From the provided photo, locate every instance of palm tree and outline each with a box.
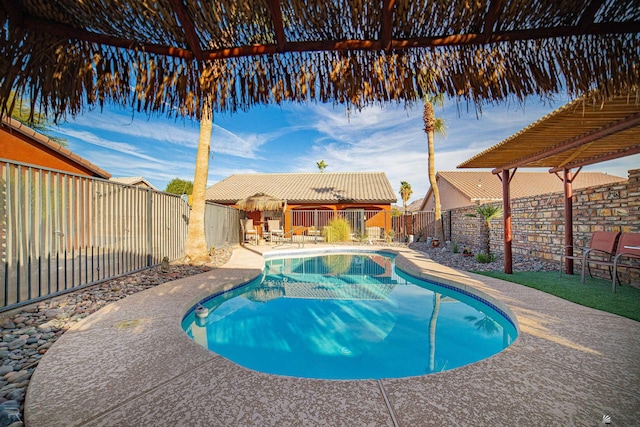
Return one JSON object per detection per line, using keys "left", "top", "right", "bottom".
{"left": 423, "top": 95, "right": 447, "bottom": 242}
{"left": 399, "top": 181, "right": 413, "bottom": 214}
{"left": 427, "top": 293, "right": 441, "bottom": 372}
{"left": 476, "top": 204, "right": 503, "bottom": 257}
{"left": 316, "top": 160, "right": 328, "bottom": 172}
{"left": 9, "top": 91, "right": 67, "bottom": 146}
{"left": 183, "top": 98, "right": 213, "bottom": 263}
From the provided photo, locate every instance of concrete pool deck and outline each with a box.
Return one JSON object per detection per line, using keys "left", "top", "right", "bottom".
{"left": 25, "top": 245, "right": 640, "bottom": 426}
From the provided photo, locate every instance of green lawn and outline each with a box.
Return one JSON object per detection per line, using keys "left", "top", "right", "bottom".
{"left": 472, "top": 270, "right": 640, "bottom": 322}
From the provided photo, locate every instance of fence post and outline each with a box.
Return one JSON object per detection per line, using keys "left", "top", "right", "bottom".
{"left": 146, "top": 187, "right": 152, "bottom": 267}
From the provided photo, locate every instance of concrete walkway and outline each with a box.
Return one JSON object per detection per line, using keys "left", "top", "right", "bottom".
{"left": 25, "top": 245, "right": 640, "bottom": 426}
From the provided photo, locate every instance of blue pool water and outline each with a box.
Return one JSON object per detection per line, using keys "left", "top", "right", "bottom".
{"left": 182, "top": 252, "right": 517, "bottom": 380}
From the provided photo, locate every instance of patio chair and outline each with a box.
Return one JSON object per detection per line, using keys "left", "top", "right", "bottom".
{"left": 365, "top": 226, "right": 383, "bottom": 244}
{"left": 241, "top": 219, "right": 258, "bottom": 245}
{"left": 574, "top": 231, "right": 621, "bottom": 284}
{"left": 612, "top": 232, "right": 640, "bottom": 292}
{"left": 560, "top": 231, "right": 617, "bottom": 278}
{"left": 267, "top": 219, "right": 284, "bottom": 243}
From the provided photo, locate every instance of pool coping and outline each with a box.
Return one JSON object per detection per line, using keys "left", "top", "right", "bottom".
{"left": 24, "top": 245, "right": 640, "bottom": 426}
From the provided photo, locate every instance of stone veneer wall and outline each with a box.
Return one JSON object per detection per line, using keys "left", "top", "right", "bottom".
{"left": 447, "top": 168, "right": 640, "bottom": 283}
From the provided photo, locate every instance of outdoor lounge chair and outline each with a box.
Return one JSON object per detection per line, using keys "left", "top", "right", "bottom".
{"left": 241, "top": 219, "right": 258, "bottom": 245}
{"left": 267, "top": 219, "right": 284, "bottom": 243}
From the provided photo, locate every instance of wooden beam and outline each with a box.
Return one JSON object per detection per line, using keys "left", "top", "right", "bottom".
{"left": 483, "top": 0, "right": 504, "bottom": 42}
{"left": 13, "top": 5, "right": 640, "bottom": 62}
{"left": 22, "top": 15, "right": 194, "bottom": 59}
{"left": 381, "top": 0, "right": 396, "bottom": 51}
{"left": 168, "top": 0, "right": 204, "bottom": 60}
{"left": 268, "top": 0, "right": 286, "bottom": 52}
{"left": 492, "top": 112, "right": 640, "bottom": 174}
{"left": 578, "top": 0, "right": 605, "bottom": 32}
{"left": 549, "top": 145, "right": 640, "bottom": 173}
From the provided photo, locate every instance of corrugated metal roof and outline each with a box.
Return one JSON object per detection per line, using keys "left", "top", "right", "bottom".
{"left": 438, "top": 170, "right": 626, "bottom": 201}
{"left": 206, "top": 172, "right": 397, "bottom": 204}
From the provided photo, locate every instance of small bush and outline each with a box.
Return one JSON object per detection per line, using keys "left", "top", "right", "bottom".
{"left": 385, "top": 230, "right": 395, "bottom": 243}
{"left": 475, "top": 252, "right": 496, "bottom": 263}
{"left": 453, "top": 242, "right": 459, "bottom": 253}
{"left": 322, "top": 218, "right": 352, "bottom": 243}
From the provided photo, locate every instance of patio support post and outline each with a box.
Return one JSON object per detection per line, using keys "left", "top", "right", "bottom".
{"left": 502, "top": 169, "right": 513, "bottom": 274}
{"left": 564, "top": 168, "right": 574, "bottom": 274}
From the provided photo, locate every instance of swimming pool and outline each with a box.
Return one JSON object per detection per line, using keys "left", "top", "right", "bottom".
{"left": 182, "top": 252, "right": 517, "bottom": 380}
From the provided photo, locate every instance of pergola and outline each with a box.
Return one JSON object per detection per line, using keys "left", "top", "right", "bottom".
{"left": 2, "top": 1, "right": 640, "bottom": 119}
{"left": 458, "top": 90, "right": 640, "bottom": 273}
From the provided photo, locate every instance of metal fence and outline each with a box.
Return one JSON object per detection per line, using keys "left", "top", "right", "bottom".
{"left": 205, "top": 202, "right": 241, "bottom": 250}
{"left": 285, "top": 209, "right": 436, "bottom": 243}
{"left": 0, "top": 160, "right": 239, "bottom": 313}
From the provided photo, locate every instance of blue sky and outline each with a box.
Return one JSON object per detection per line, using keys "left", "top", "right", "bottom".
{"left": 50, "top": 96, "right": 638, "bottom": 204}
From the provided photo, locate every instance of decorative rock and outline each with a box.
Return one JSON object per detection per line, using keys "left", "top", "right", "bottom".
{"left": 44, "top": 309, "right": 62, "bottom": 319}
{"left": 0, "top": 246, "right": 234, "bottom": 425}
{"left": 6, "top": 341, "right": 25, "bottom": 352}
{"left": 0, "top": 321, "right": 14, "bottom": 330}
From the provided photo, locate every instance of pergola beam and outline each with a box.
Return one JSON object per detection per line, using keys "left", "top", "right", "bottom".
{"left": 549, "top": 145, "right": 640, "bottom": 173}
{"left": 268, "top": 0, "right": 287, "bottom": 52}
{"left": 381, "top": 0, "right": 396, "bottom": 51}
{"left": 578, "top": 0, "right": 604, "bottom": 32}
{"left": 14, "top": 10, "right": 640, "bottom": 61}
{"left": 483, "top": 0, "right": 504, "bottom": 42}
{"left": 168, "top": 0, "right": 204, "bottom": 60}
{"left": 492, "top": 112, "right": 640, "bottom": 174}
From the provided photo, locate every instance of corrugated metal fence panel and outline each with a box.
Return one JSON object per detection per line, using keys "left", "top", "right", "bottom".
{"left": 149, "top": 190, "right": 190, "bottom": 264}
{"left": 0, "top": 160, "right": 200, "bottom": 312}
{"left": 204, "top": 202, "right": 241, "bottom": 249}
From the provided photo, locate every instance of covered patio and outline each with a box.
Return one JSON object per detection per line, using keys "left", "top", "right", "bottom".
{"left": 458, "top": 90, "right": 640, "bottom": 274}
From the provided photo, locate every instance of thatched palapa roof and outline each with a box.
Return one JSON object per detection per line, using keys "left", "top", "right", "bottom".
{"left": 1, "top": 0, "right": 639, "bottom": 121}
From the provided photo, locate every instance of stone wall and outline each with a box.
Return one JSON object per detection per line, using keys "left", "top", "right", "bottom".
{"left": 447, "top": 168, "right": 640, "bottom": 283}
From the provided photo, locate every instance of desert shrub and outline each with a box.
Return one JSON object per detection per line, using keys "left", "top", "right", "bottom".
{"left": 322, "top": 217, "right": 352, "bottom": 243}
{"left": 475, "top": 252, "right": 496, "bottom": 263}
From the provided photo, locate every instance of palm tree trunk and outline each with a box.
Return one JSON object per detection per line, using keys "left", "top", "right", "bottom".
{"left": 183, "top": 100, "right": 213, "bottom": 263}
{"left": 427, "top": 129, "right": 443, "bottom": 241}
{"left": 428, "top": 293, "right": 441, "bottom": 372}
{"left": 482, "top": 220, "right": 491, "bottom": 256}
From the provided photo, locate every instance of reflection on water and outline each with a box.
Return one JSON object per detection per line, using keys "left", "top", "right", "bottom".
{"left": 183, "top": 253, "right": 517, "bottom": 380}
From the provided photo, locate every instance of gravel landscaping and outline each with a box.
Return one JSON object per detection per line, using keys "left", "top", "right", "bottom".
{"left": 0, "top": 246, "right": 234, "bottom": 427}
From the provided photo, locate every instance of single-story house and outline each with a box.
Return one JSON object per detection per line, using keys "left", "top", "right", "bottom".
{"left": 206, "top": 172, "right": 397, "bottom": 238}
{"left": 1, "top": 115, "right": 110, "bottom": 179}
{"left": 420, "top": 170, "right": 626, "bottom": 211}
{"left": 110, "top": 176, "right": 158, "bottom": 190}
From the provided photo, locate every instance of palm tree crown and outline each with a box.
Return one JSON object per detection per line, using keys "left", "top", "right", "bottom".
{"left": 399, "top": 181, "right": 413, "bottom": 213}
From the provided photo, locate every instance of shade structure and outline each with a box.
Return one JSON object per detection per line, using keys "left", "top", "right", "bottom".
{"left": 236, "top": 193, "right": 285, "bottom": 212}
{"left": 2, "top": 1, "right": 639, "bottom": 121}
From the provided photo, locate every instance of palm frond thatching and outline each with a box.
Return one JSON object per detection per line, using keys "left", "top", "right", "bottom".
{"left": 1, "top": 0, "right": 639, "bottom": 121}
{"left": 236, "top": 193, "right": 284, "bottom": 212}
